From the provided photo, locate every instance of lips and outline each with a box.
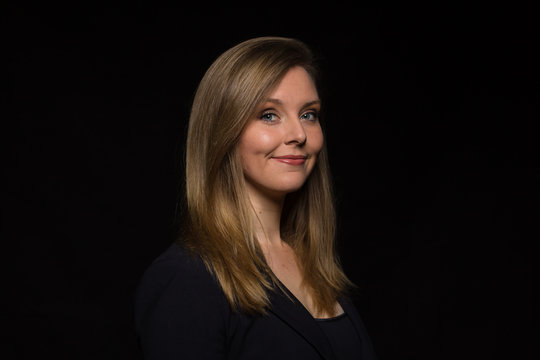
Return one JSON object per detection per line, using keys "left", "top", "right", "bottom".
{"left": 272, "top": 155, "right": 308, "bottom": 165}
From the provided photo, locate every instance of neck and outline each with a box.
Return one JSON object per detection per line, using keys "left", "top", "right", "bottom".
{"left": 246, "top": 186, "right": 285, "bottom": 248}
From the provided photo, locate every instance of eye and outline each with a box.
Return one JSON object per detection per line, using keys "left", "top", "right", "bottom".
{"left": 259, "top": 112, "right": 278, "bottom": 123}
{"left": 301, "top": 111, "right": 319, "bottom": 122}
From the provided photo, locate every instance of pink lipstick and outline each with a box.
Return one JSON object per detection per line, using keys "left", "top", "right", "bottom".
{"left": 272, "top": 155, "right": 308, "bottom": 165}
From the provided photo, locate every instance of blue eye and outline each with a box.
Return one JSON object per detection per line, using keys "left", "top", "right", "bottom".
{"left": 301, "top": 111, "right": 318, "bottom": 121}
{"left": 260, "top": 112, "right": 278, "bottom": 123}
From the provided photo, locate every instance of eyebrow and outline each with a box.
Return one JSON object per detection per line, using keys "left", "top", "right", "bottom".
{"left": 265, "top": 98, "right": 321, "bottom": 109}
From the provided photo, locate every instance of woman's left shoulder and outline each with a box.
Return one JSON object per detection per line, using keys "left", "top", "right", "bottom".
{"left": 338, "top": 294, "right": 378, "bottom": 359}
{"left": 338, "top": 294, "right": 368, "bottom": 327}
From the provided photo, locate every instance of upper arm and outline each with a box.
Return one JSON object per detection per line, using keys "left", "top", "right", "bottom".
{"left": 134, "top": 251, "right": 229, "bottom": 360}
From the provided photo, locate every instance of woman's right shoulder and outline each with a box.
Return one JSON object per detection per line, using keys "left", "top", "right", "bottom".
{"left": 142, "top": 241, "right": 206, "bottom": 278}
{"left": 134, "top": 242, "right": 232, "bottom": 357}
{"left": 136, "top": 241, "right": 219, "bottom": 298}
{"left": 134, "top": 241, "right": 228, "bottom": 324}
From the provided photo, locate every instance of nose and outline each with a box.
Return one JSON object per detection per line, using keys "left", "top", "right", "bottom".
{"left": 284, "top": 118, "right": 307, "bottom": 146}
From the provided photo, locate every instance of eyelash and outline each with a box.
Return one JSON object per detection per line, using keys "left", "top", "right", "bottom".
{"left": 301, "top": 111, "right": 319, "bottom": 121}
{"left": 259, "top": 110, "right": 319, "bottom": 123}
{"left": 260, "top": 112, "right": 278, "bottom": 122}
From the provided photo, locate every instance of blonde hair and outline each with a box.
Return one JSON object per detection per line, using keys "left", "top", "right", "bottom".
{"left": 181, "top": 36, "right": 353, "bottom": 315}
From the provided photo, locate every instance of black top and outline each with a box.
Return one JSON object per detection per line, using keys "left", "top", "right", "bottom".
{"left": 316, "top": 313, "right": 364, "bottom": 360}
{"left": 134, "top": 242, "right": 377, "bottom": 359}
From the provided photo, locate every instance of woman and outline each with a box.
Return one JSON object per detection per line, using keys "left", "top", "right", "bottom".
{"left": 134, "top": 36, "right": 376, "bottom": 360}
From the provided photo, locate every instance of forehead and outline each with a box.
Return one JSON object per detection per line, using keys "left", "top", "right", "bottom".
{"left": 268, "top": 66, "right": 319, "bottom": 100}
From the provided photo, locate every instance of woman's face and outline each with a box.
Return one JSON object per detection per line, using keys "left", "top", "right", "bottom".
{"left": 237, "top": 66, "right": 324, "bottom": 201}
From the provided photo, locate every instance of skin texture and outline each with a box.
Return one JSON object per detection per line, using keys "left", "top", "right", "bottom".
{"left": 237, "top": 66, "right": 341, "bottom": 318}
{"left": 238, "top": 66, "right": 323, "bottom": 205}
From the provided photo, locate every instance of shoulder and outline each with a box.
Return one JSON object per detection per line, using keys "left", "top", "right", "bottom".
{"left": 339, "top": 295, "right": 378, "bottom": 359}
{"left": 137, "top": 242, "right": 216, "bottom": 293}
{"left": 134, "top": 241, "right": 229, "bottom": 330}
{"left": 135, "top": 241, "right": 226, "bottom": 309}
{"left": 134, "top": 242, "right": 231, "bottom": 358}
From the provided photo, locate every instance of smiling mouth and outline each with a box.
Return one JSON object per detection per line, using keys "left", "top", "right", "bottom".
{"left": 272, "top": 155, "right": 308, "bottom": 165}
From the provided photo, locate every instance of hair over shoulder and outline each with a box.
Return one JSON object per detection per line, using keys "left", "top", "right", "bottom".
{"left": 181, "top": 36, "right": 353, "bottom": 315}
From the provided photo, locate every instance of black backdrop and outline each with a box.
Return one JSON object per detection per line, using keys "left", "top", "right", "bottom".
{"left": 4, "top": 2, "right": 538, "bottom": 359}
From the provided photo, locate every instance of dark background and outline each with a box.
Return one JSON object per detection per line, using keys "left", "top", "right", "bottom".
{"left": 4, "top": 2, "right": 538, "bottom": 359}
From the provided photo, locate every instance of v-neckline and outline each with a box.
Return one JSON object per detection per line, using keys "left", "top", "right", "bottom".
{"left": 273, "top": 275, "right": 345, "bottom": 320}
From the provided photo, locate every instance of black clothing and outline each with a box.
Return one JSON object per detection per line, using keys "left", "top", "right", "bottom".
{"left": 316, "top": 313, "right": 365, "bottom": 360}
{"left": 134, "top": 242, "right": 376, "bottom": 359}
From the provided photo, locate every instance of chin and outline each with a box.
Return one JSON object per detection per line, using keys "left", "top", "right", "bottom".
{"left": 277, "top": 175, "right": 311, "bottom": 193}
{"left": 247, "top": 174, "right": 310, "bottom": 199}
{"left": 276, "top": 182, "right": 308, "bottom": 195}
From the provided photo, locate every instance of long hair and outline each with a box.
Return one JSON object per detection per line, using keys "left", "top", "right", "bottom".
{"left": 181, "top": 36, "right": 353, "bottom": 315}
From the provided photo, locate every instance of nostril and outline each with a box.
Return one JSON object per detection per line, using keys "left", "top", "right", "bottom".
{"left": 284, "top": 122, "right": 308, "bottom": 145}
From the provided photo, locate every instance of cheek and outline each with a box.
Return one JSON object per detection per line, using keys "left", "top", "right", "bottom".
{"left": 256, "top": 132, "right": 277, "bottom": 150}
{"left": 306, "top": 128, "right": 324, "bottom": 174}
{"left": 238, "top": 130, "right": 273, "bottom": 172}
{"left": 308, "top": 127, "right": 324, "bottom": 154}
{"left": 238, "top": 126, "right": 273, "bottom": 153}
{"left": 239, "top": 129, "right": 278, "bottom": 156}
